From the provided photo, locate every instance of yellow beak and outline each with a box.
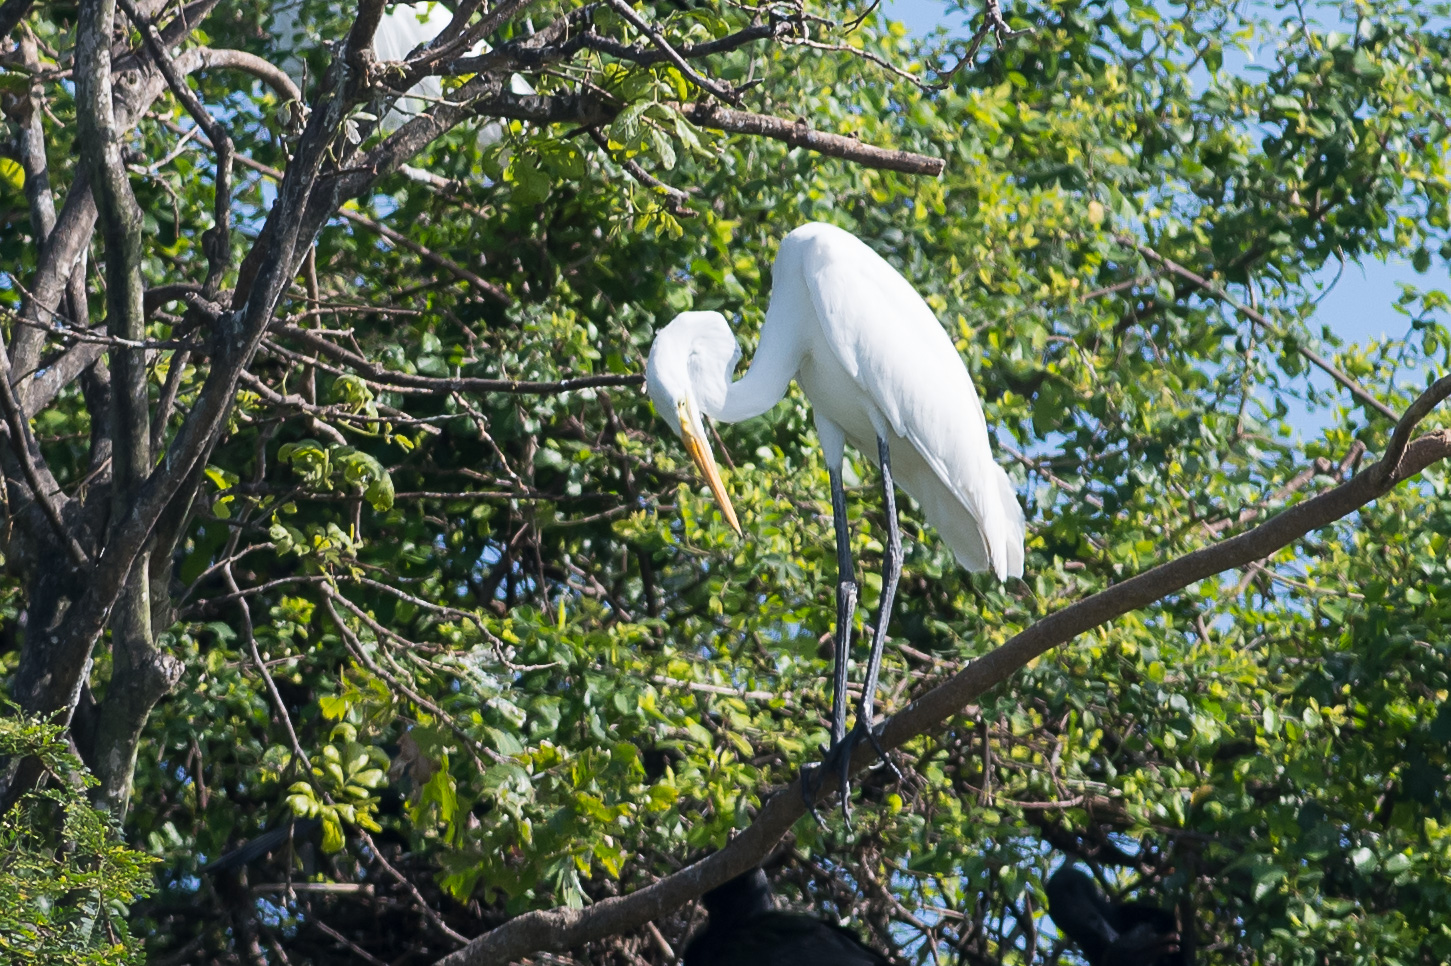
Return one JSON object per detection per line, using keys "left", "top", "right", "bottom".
{"left": 680, "top": 419, "right": 742, "bottom": 536}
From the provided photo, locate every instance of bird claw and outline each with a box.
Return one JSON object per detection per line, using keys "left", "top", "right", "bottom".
{"left": 803, "top": 719, "right": 900, "bottom": 828}
{"left": 799, "top": 761, "right": 830, "bottom": 829}
{"left": 858, "top": 719, "right": 903, "bottom": 784}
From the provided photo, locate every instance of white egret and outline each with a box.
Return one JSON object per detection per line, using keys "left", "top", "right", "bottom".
{"left": 269, "top": 3, "right": 532, "bottom": 132}
{"left": 646, "top": 221, "right": 1025, "bottom": 815}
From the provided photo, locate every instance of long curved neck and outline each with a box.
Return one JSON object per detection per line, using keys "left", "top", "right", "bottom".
{"left": 709, "top": 272, "right": 810, "bottom": 423}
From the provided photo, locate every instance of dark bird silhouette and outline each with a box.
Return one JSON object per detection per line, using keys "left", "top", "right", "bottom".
{"left": 1046, "top": 865, "right": 1192, "bottom": 966}
{"left": 683, "top": 868, "right": 889, "bottom": 966}
{"left": 201, "top": 817, "right": 320, "bottom": 875}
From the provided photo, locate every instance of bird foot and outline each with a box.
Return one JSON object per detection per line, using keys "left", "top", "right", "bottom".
{"left": 799, "top": 760, "right": 831, "bottom": 829}
{"left": 801, "top": 720, "right": 902, "bottom": 828}
{"left": 845, "top": 717, "right": 903, "bottom": 786}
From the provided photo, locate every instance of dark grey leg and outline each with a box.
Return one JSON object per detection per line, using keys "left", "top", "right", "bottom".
{"left": 802, "top": 464, "right": 857, "bottom": 821}
{"left": 858, "top": 435, "right": 903, "bottom": 729}
{"left": 828, "top": 463, "right": 856, "bottom": 748}
{"left": 829, "top": 436, "right": 904, "bottom": 821}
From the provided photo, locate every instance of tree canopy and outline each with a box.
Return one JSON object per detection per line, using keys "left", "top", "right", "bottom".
{"left": 3, "top": 0, "right": 1451, "bottom": 964}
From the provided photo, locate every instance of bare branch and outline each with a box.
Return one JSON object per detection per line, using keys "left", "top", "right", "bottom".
{"left": 321, "top": 592, "right": 510, "bottom": 770}
{"left": 0, "top": 343, "right": 90, "bottom": 566}
{"left": 22, "top": 344, "right": 107, "bottom": 419}
{"left": 432, "top": 377, "right": 1451, "bottom": 965}
{"left": 340, "top": 80, "right": 946, "bottom": 206}
{"left": 416, "top": 0, "right": 541, "bottom": 74}
{"left": 683, "top": 101, "right": 946, "bottom": 177}
{"left": 336, "top": 208, "right": 511, "bottom": 302}
{"left": 541, "top": 20, "right": 785, "bottom": 72}
{"left": 783, "top": 36, "right": 933, "bottom": 91}
{"left": 275, "top": 324, "right": 644, "bottom": 396}
{"left": 236, "top": 371, "right": 348, "bottom": 445}
{"left": 932, "top": 0, "right": 1034, "bottom": 89}
{"left": 1381, "top": 373, "right": 1451, "bottom": 482}
{"left": 193, "top": 46, "right": 303, "bottom": 103}
{"left": 151, "top": 350, "right": 191, "bottom": 454}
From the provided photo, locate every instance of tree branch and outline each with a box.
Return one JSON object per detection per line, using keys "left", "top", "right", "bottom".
{"left": 0, "top": 7, "right": 374, "bottom": 812}
{"left": 119, "top": 0, "right": 235, "bottom": 295}
{"left": 0, "top": 0, "right": 34, "bottom": 43}
{"left": 1123, "top": 238, "right": 1399, "bottom": 420}
{"left": 587, "top": 127, "right": 694, "bottom": 214}
{"left": 601, "top": 0, "right": 740, "bottom": 104}
{"left": 1380, "top": 373, "right": 1451, "bottom": 482}
{"left": 0, "top": 342, "right": 89, "bottom": 566}
{"left": 77, "top": 0, "right": 152, "bottom": 533}
{"left": 336, "top": 208, "right": 511, "bottom": 302}
{"left": 683, "top": 101, "right": 946, "bottom": 177}
{"left": 274, "top": 325, "right": 644, "bottom": 395}
{"left": 193, "top": 47, "right": 303, "bottom": 103}
{"left": 432, "top": 377, "right": 1451, "bottom": 966}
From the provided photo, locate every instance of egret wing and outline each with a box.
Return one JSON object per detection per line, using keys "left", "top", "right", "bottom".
{"left": 786, "top": 223, "right": 1025, "bottom": 578}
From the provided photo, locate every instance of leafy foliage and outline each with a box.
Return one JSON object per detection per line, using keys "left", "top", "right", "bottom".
{"left": 0, "top": 707, "right": 154, "bottom": 966}
{"left": 4, "top": 0, "right": 1451, "bottom": 964}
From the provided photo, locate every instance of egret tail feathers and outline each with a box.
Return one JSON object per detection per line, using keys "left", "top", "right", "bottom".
{"left": 989, "top": 462, "right": 1026, "bottom": 581}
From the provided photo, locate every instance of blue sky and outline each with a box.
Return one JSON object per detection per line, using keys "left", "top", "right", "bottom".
{"left": 883, "top": 0, "right": 1449, "bottom": 434}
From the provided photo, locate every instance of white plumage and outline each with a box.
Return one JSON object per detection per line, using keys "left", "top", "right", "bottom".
{"left": 269, "top": 3, "right": 532, "bottom": 131}
{"left": 647, "top": 221, "right": 1024, "bottom": 580}
{"left": 647, "top": 221, "right": 1025, "bottom": 814}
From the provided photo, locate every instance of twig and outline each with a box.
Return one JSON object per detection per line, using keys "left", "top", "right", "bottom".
{"left": 2, "top": 304, "right": 198, "bottom": 350}
{"left": 932, "top": 0, "right": 1033, "bottom": 89}
{"left": 355, "top": 828, "right": 470, "bottom": 945}
{"left": 321, "top": 592, "right": 511, "bottom": 768}
{"left": 585, "top": 127, "right": 694, "bottom": 214}
{"left": 783, "top": 37, "right": 932, "bottom": 91}
{"left": 274, "top": 324, "right": 644, "bottom": 395}
{"left": 602, "top": 0, "right": 740, "bottom": 104}
{"left": 643, "top": 923, "right": 674, "bottom": 961}
{"left": 335, "top": 207, "right": 510, "bottom": 303}
{"left": 152, "top": 349, "right": 191, "bottom": 454}
{"left": 223, "top": 562, "right": 312, "bottom": 769}
{"left": 1123, "top": 238, "right": 1400, "bottom": 420}
{"left": 313, "top": 918, "right": 392, "bottom": 966}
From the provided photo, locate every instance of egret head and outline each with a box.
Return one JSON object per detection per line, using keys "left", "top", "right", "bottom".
{"left": 645, "top": 311, "right": 743, "bottom": 535}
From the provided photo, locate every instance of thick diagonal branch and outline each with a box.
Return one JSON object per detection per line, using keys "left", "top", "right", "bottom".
{"left": 432, "top": 379, "right": 1451, "bottom": 966}
{"left": 684, "top": 101, "right": 946, "bottom": 176}
{"left": 341, "top": 87, "right": 945, "bottom": 207}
